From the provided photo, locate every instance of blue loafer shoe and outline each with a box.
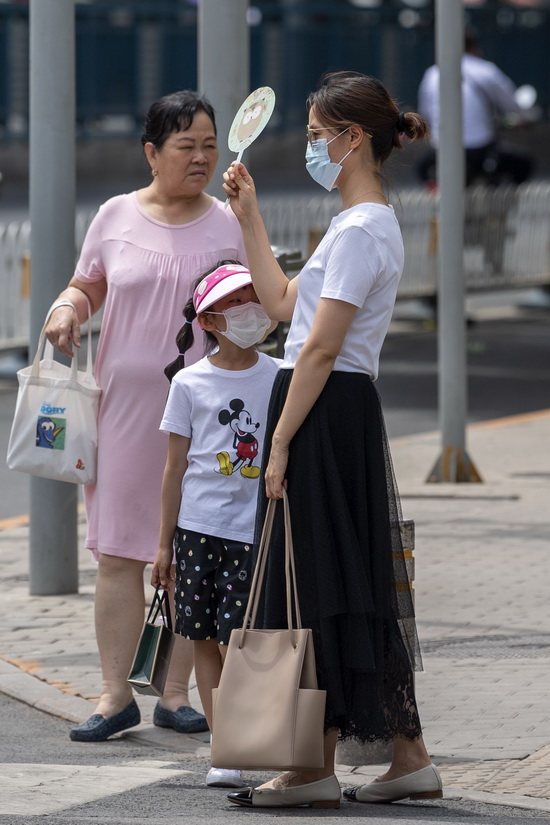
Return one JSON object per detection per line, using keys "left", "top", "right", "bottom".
{"left": 69, "top": 699, "right": 141, "bottom": 742}
{"left": 153, "top": 702, "right": 209, "bottom": 733}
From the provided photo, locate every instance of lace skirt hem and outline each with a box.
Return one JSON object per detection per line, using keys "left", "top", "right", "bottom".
{"left": 254, "top": 369, "right": 423, "bottom": 743}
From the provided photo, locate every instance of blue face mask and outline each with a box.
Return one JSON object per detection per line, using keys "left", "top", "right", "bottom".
{"left": 305, "top": 128, "right": 353, "bottom": 191}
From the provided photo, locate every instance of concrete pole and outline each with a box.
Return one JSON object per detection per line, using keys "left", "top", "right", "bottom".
{"left": 7, "top": 13, "right": 29, "bottom": 136}
{"left": 427, "top": 0, "right": 481, "bottom": 483}
{"left": 29, "top": 0, "right": 79, "bottom": 594}
{"left": 198, "top": 0, "right": 249, "bottom": 198}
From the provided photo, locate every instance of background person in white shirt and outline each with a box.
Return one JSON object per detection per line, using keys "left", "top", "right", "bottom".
{"left": 417, "top": 27, "right": 533, "bottom": 187}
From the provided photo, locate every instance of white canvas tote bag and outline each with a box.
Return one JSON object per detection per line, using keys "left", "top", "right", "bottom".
{"left": 6, "top": 303, "right": 101, "bottom": 484}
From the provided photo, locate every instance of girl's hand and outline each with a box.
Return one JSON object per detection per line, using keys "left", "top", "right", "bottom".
{"left": 44, "top": 306, "right": 80, "bottom": 358}
{"left": 151, "top": 547, "right": 174, "bottom": 590}
{"left": 265, "top": 442, "right": 289, "bottom": 499}
{"left": 222, "top": 162, "right": 259, "bottom": 223}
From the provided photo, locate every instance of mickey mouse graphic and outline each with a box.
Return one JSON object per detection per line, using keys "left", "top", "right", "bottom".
{"left": 216, "top": 398, "right": 261, "bottom": 479}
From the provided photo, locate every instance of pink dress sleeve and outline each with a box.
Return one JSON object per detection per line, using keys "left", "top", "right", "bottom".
{"left": 75, "top": 208, "right": 107, "bottom": 283}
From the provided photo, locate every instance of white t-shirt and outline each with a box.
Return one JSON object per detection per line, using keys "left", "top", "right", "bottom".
{"left": 160, "top": 352, "right": 280, "bottom": 543}
{"left": 281, "top": 204, "right": 403, "bottom": 379}
{"left": 418, "top": 53, "right": 523, "bottom": 148}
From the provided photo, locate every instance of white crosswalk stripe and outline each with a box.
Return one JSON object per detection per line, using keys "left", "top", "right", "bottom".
{"left": 0, "top": 761, "right": 194, "bottom": 816}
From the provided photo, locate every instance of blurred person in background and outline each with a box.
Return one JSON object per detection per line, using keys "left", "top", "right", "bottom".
{"left": 417, "top": 27, "right": 533, "bottom": 188}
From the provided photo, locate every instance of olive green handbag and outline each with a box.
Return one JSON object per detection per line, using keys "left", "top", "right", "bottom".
{"left": 128, "top": 588, "right": 174, "bottom": 696}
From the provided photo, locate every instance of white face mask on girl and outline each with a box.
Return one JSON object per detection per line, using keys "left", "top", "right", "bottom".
{"left": 209, "top": 303, "right": 271, "bottom": 349}
{"left": 305, "top": 128, "right": 353, "bottom": 191}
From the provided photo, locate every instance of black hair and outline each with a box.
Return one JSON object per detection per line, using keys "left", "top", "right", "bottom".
{"left": 164, "top": 260, "right": 244, "bottom": 383}
{"left": 464, "top": 26, "right": 481, "bottom": 55}
{"left": 307, "top": 71, "right": 429, "bottom": 165}
{"left": 141, "top": 90, "right": 216, "bottom": 150}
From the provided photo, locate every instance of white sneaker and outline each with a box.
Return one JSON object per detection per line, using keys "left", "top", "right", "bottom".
{"left": 206, "top": 767, "right": 245, "bottom": 788}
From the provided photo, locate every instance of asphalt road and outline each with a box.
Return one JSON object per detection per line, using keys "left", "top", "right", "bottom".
{"left": 1, "top": 309, "right": 549, "bottom": 521}
{"left": 2, "top": 692, "right": 550, "bottom": 825}
{"left": 376, "top": 309, "right": 550, "bottom": 439}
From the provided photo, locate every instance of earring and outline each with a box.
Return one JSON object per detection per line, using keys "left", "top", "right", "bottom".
{"left": 152, "top": 169, "right": 158, "bottom": 177}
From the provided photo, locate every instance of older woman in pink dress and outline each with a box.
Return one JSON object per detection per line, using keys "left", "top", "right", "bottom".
{"left": 45, "top": 91, "right": 247, "bottom": 742}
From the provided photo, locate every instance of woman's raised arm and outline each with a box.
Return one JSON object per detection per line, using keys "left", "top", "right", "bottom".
{"left": 223, "top": 161, "right": 298, "bottom": 322}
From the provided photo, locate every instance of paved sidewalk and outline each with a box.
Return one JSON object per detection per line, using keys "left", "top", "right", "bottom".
{"left": 1, "top": 410, "right": 549, "bottom": 813}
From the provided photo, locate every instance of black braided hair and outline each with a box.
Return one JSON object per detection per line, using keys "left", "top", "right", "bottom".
{"left": 164, "top": 259, "right": 243, "bottom": 383}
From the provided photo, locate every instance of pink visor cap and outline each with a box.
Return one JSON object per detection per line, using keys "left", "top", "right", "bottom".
{"left": 193, "top": 264, "right": 253, "bottom": 315}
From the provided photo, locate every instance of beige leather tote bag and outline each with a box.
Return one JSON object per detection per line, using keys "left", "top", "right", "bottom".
{"left": 211, "top": 489, "right": 326, "bottom": 770}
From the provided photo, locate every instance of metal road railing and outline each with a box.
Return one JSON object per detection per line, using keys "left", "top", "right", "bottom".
{"left": 0, "top": 211, "right": 99, "bottom": 353}
{"left": 1, "top": 184, "right": 549, "bottom": 353}
{"left": 259, "top": 183, "right": 550, "bottom": 299}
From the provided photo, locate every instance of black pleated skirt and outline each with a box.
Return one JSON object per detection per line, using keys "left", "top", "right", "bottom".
{"left": 253, "top": 369, "right": 423, "bottom": 743}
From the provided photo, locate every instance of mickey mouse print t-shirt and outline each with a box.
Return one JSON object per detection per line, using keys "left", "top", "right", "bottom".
{"left": 160, "top": 352, "right": 280, "bottom": 543}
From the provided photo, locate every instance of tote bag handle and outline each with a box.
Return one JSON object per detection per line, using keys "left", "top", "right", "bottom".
{"left": 146, "top": 587, "right": 173, "bottom": 632}
{"left": 239, "top": 488, "right": 301, "bottom": 648}
{"left": 31, "top": 293, "right": 95, "bottom": 380}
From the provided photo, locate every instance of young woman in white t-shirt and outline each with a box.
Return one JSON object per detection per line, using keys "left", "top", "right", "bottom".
{"left": 151, "top": 262, "right": 279, "bottom": 789}
{"left": 222, "top": 72, "right": 441, "bottom": 810}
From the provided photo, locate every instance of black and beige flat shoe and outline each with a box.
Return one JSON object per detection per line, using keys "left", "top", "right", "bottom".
{"left": 343, "top": 764, "right": 443, "bottom": 803}
{"left": 228, "top": 775, "right": 341, "bottom": 809}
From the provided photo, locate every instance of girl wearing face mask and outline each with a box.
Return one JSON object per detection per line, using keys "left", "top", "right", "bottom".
{"left": 223, "top": 73, "right": 438, "bottom": 811}
{"left": 153, "top": 261, "right": 278, "bottom": 790}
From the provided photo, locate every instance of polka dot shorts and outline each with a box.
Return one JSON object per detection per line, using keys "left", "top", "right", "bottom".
{"left": 173, "top": 527, "right": 253, "bottom": 645}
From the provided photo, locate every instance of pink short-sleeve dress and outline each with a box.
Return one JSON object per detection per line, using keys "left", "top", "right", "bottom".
{"left": 75, "top": 192, "right": 246, "bottom": 562}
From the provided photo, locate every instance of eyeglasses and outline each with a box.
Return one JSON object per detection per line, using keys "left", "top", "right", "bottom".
{"left": 306, "top": 126, "right": 336, "bottom": 145}
{"left": 306, "top": 125, "right": 373, "bottom": 145}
